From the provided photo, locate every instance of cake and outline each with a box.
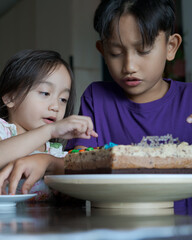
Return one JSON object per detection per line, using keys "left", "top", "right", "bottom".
{"left": 64, "top": 136, "right": 192, "bottom": 174}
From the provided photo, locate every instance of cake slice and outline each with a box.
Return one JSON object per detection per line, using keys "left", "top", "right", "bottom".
{"left": 64, "top": 142, "right": 192, "bottom": 174}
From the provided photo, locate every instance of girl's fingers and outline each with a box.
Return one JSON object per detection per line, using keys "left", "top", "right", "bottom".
{"left": 2, "top": 180, "right": 9, "bottom": 195}
{"left": 21, "top": 173, "right": 40, "bottom": 194}
{"left": 8, "top": 167, "right": 25, "bottom": 195}
{"left": 53, "top": 115, "right": 98, "bottom": 139}
{"left": 0, "top": 163, "right": 14, "bottom": 194}
{"left": 90, "top": 130, "right": 98, "bottom": 138}
{"left": 67, "top": 115, "right": 94, "bottom": 131}
{"left": 73, "top": 116, "right": 97, "bottom": 136}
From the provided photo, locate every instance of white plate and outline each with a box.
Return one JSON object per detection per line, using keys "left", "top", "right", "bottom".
{"left": 44, "top": 174, "right": 192, "bottom": 209}
{"left": 0, "top": 194, "right": 37, "bottom": 207}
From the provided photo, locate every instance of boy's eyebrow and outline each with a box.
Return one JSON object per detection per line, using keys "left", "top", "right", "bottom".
{"left": 105, "top": 41, "right": 122, "bottom": 48}
{"left": 106, "top": 40, "right": 144, "bottom": 48}
{"left": 133, "top": 41, "right": 144, "bottom": 47}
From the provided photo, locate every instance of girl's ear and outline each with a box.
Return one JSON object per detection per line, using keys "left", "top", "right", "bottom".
{"left": 96, "top": 40, "right": 105, "bottom": 56}
{"left": 2, "top": 94, "right": 15, "bottom": 108}
{"left": 166, "top": 33, "right": 182, "bottom": 61}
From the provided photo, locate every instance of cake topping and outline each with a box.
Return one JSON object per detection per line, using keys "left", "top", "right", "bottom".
{"left": 68, "top": 147, "right": 100, "bottom": 154}
{"left": 137, "top": 134, "right": 180, "bottom": 147}
{"left": 104, "top": 142, "right": 118, "bottom": 149}
{"left": 67, "top": 134, "right": 181, "bottom": 154}
{"left": 86, "top": 147, "right": 95, "bottom": 151}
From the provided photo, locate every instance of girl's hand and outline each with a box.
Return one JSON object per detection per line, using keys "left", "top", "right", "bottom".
{"left": 51, "top": 115, "right": 98, "bottom": 139}
{"left": 186, "top": 114, "right": 192, "bottom": 123}
{"left": 0, "top": 154, "right": 64, "bottom": 195}
{"left": 0, "top": 161, "right": 14, "bottom": 195}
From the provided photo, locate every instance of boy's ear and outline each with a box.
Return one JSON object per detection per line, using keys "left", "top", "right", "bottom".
{"left": 96, "top": 40, "right": 105, "bottom": 56}
{"left": 166, "top": 33, "right": 182, "bottom": 61}
{"left": 2, "top": 94, "right": 15, "bottom": 108}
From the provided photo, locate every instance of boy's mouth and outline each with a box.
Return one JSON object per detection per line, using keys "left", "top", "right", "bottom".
{"left": 123, "top": 77, "right": 142, "bottom": 87}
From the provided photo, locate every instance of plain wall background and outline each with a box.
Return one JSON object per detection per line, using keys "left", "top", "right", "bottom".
{"left": 181, "top": 0, "right": 192, "bottom": 82}
{"left": 0, "top": 0, "right": 101, "bottom": 113}
{"left": 0, "top": 0, "right": 191, "bottom": 112}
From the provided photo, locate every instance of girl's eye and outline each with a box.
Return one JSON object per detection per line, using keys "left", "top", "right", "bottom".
{"left": 40, "top": 92, "right": 50, "bottom": 96}
{"left": 60, "top": 98, "right": 68, "bottom": 103}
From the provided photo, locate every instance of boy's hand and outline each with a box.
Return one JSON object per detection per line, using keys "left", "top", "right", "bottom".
{"left": 186, "top": 114, "right": 192, "bottom": 123}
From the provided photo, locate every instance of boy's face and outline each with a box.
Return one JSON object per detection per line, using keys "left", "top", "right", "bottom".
{"left": 97, "top": 14, "right": 181, "bottom": 103}
{"left": 7, "top": 65, "right": 71, "bottom": 134}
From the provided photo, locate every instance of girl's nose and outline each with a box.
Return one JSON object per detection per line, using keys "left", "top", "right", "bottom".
{"left": 48, "top": 102, "right": 59, "bottom": 112}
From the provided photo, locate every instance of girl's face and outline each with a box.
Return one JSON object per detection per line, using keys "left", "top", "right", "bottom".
{"left": 97, "top": 14, "right": 181, "bottom": 103}
{"left": 8, "top": 65, "right": 71, "bottom": 134}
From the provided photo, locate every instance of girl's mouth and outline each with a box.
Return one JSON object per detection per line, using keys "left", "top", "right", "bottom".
{"left": 43, "top": 117, "right": 56, "bottom": 124}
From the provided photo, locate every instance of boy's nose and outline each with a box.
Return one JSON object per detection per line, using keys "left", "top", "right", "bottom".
{"left": 122, "top": 53, "right": 137, "bottom": 75}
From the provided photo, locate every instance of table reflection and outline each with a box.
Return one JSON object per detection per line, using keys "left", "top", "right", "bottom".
{"left": 0, "top": 198, "right": 192, "bottom": 235}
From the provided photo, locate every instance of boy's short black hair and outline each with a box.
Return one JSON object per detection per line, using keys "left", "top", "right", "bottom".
{"left": 94, "top": 0, "right": 176, "bottom": 46}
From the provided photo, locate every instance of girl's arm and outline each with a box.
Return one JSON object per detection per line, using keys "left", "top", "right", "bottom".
{"left": 0, "top": 125, "right": 53, "bottom": 168}
{"left": 0, "top": 115, "right": 97, "bottom": 168}
{"left": 0, "top": 153, "right": 64, "bottom": 195}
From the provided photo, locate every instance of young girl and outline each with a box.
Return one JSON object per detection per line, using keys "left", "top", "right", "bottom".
{"left": 66, "top": 0, "right": 192, "bottom": 211}
{"left": 0, "top": 49, "right": 97, "bottom": 200}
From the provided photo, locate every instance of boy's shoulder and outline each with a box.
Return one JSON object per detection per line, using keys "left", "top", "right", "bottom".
{"left": 171, "top": 79, "right": 192, "bottom": 92}
{"left": 172, "top": 79, "right": 192, "bottom": 87}
{"left": 87, "top": 81, "right": 116, "bottom": 88}
{"left": 83, "top": 81, "right": 122, "bottom": 101}
{"left": 84, "top": 81, "right": 120, "bottom": 95}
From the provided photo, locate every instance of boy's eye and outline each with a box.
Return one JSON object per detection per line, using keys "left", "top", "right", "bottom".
{"left": 109, "top": 52, "right": 122, "bottom": 57}
{"left": 138, "top": 50, "right": 151, "bottom": 55}
{"left": 40, "top": 91, "right": 50, "bottom": 96}
{"left": 137, "top": 46, "right": 152, "bottom": 55}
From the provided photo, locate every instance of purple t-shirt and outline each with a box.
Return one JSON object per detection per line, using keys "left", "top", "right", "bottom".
{"left": 66, "top": 79, "right": 192, "bottom": 149}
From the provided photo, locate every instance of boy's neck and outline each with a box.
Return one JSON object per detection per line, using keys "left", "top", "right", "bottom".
{"left": 126, "top": 79, "right": 170, "bottom": 103}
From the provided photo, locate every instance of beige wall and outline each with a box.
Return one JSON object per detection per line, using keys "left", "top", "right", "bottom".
{"left": 182, "top": 0, "right": 192, "bottom": 82}
{"left": 0, "top": 0, "right": 36, "bottom": 66}
{"left": 0, "top": 0, "right": 101, "bottom": 113}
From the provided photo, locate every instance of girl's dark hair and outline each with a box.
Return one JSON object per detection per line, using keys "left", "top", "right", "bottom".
{"left": 0, "top": 49, "right": 75, "bottom": 122}
{"left": 94, "top": 0, "right": 176, "bottom": 46}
